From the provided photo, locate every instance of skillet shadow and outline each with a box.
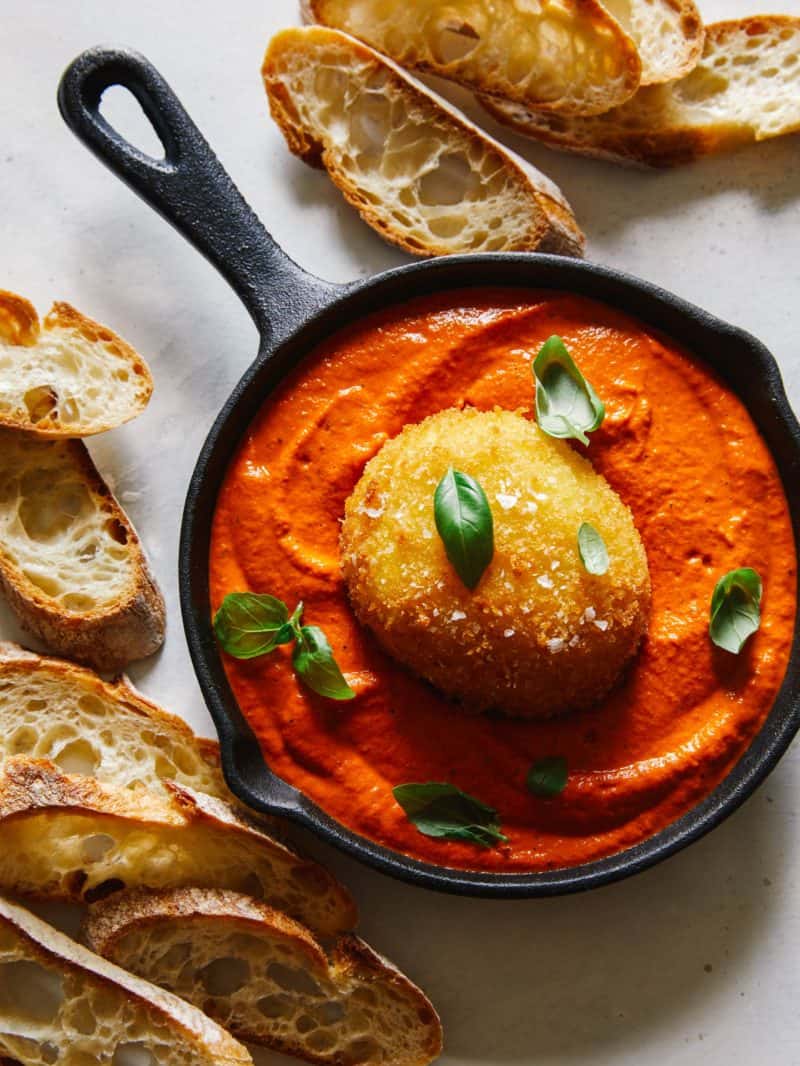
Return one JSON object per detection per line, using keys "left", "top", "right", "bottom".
{"left": 294, "top": 773, "right": 792, "bottom": 1064}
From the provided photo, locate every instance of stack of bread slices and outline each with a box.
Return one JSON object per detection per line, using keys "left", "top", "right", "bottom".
{"left": 0, "top": 643, "right": 443, "bottom": 1065}
{"left": 0, "top": 289, "right": 164, "bottom": 673}
{"left": 260, "top": 3, "right": 800, "bottom": 257}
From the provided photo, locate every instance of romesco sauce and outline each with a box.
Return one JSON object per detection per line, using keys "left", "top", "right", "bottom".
{"left": 209, "top": 291, "right": 796, "bottom": 872}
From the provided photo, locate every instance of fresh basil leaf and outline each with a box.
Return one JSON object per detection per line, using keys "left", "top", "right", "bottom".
{"left": 578, "top": 522, "right": 609, "bottom": 576}
{"left": 392, "top": 782, "right": 508, "bottom": 848}
{"left": 292, "top": 625, "right": 355, "bottom": 700}
{"left": 527, "top": 756, "right": 568, "bottom": 797}
{"left": 213, "top": 592, "right": 290, "bottom": 659}
{"left": 533, "top": 335, "right": 605, "bottom": 446}
{"left": 434, "top": 467, "right": 494, "bottom": 589}
{"left": 709, "top": 568, "right": 762, "bottom": 654}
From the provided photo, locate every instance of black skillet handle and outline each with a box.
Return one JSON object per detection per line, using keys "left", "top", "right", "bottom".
{"left": 58, "top": 47, "right": 337, "bottom": 339}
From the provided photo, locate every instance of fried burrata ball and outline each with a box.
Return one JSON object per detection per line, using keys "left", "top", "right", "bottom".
{"left": 340, "top": 407, "right": 650, "bottom": 718}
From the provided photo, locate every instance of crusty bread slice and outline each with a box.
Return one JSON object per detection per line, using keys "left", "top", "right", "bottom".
{"left": 481, "top": 17, "right": 800, "bottom": 167}
{"left": 263, "top": 27, "right": 584, "bottom": 258}
{"left": 0, "top": 429, "right": 165, "bottom": 671}
{"left": 0, "top": 757, "right": 357, "bottom": 936}
{"left": 307, "top": 0, "right": 641, "bottom": 116}
{"left": 601, "top": 0, "right": 703, "bottom": 85}
{"left": 0, "top": 894, "right": 252, "bottom": 1066}
{"left": 0, "top": 291, "right": 152, "bottom": 437}
{"left": 85, "top": 888, "right": 443, "bottom": 1066}
{"left": 0, "top": 643, "right": 226, "bottom": 800}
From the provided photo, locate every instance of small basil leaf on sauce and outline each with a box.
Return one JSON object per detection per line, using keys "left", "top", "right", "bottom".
{"left": 434, "top": 467, "right": 494, "bottom": 590}
{"left": 709, "top": 568, "right": 762, "bottom": 654}
{"left": 393, "top": 782, "right": 508, "bottom": 848}
{"left": 292, "top": 625, "right": 355, "bottom": 701}
{"left": 213, "top": 592, "right": 290, "bottom": 659}
{"left": 527, "top": 756, "right": 568, "bottom": 797}
{"left": 578, "top": 522, "right": 609, "bottom": 576}
{"left": 533, "top": 335, "right": 605, "bottom": 446}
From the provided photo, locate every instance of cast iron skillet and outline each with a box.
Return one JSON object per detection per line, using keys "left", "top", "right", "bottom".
{"left": 58, "top": 46, "right": 800, "bottom": 898}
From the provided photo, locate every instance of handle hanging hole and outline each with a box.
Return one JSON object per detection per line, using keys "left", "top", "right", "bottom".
{"left": 98, "top": 84, "right": 166, "bottom": 161}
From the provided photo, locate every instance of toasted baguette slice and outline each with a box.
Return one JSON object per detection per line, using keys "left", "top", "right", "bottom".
{"left": 0, "top": 291, "right": 152, "bottom": 437}
{"left": 307, "top": 0, "right": 641, "bottom": 116}
{"left": 601, "top": 0, "right": 703, "bottom": 85}
{"left": 0, "top": 429, "right": 165, "bottom": 671}
{"left": 264, "top": 27, "right": 584, "bottom": 258}
{"left": 481, "top": 17, "right": 800, "bottom": 167}
{"left": 0, "top": 758, "right": 356, "bottom": 936}
{"left": 0, "top": 643, "right": 226, "bottom": 800}
{"left": 85, "top": 888, "right": 442, "bottom": 1066}
{"left": 0, "top": 895, "right": 252, "bottom": 1066}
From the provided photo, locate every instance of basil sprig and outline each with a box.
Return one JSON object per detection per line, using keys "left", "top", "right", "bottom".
{"left": 578, "top": 522, "right": 609, "bottom": 576}
{"left": 393, "top": 782, "right": 508, "bottom": 848}
{"left": 434, "top": 467, "right": 494, "bottom": 590}
{"left": 527, "top": 756, "right": 568, "bottom": 797}
{"left": 214, "top": 593, "right": 354, "bottom": 701}
{"left": 533, "top": 336, "right": 605, "bottom": 445}
{"left": 709, "top": 568, "right": 762, "bottom": 654}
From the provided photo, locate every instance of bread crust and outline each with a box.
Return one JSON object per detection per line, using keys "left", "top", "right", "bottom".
{"left": 0, "top": 756, "right": 176, "bottom": 825}
{"left": 85, "top": 887, "right": 443, "bottom": 1065}
{"left": 0, "top": 895, "right": 252, "bottom": 1065}
{"left": 330, "top": 935, "right": 442, "bottom": 1063}
{"left": 0, "top": 434, "right": 165, "bottom": 672}
{"left": 263, "top": 27, "right": 584, "bottom": 258}
{"left": 0, "top": 290, "right": 152, "bottom": 437}
{"left": 0, "top": 756, "right": 357, "bottom": 934}
{"left": 85, "top": 888, "right": 330, "bottom": 971}
{"left": 0, "top": 291, "right": 39, "bottom": 346}
{"left": 0, "top": 642, "right": 226, "bottom": 795}
{"left": 481, "top": 16, "right": 800, "bottom": 167}
{"left": 308, "top": 0, "right": 641, "bottom": 115}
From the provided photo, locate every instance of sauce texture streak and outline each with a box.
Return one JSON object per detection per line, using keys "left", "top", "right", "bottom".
{"left": 210, "top": 291, "right": 796, "bottom": 872}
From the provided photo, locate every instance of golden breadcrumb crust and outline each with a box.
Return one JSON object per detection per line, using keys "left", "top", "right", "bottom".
{"left": 341, "top": 407, "right": 650, "bottom": 718}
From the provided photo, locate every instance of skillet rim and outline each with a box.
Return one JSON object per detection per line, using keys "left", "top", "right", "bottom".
{"left": 180, "top": 251, "right": 800, "bottom": 898}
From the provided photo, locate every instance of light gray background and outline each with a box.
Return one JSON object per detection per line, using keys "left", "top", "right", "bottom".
{"left": 2, "top": 2, "right": 799, "bottom": 1063}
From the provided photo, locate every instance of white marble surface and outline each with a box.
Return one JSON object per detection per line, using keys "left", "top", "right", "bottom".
{"left": 2, "top": 2, "right": 799, "bottom": 1063}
